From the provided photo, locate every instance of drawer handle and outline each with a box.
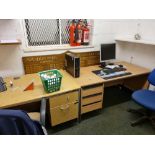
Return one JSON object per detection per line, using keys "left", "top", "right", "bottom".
{"left": 74, "top": 100, "right": 79, "bottom": 104}
{"left": 60, "top": 104, "right": 70, "bottom": 110}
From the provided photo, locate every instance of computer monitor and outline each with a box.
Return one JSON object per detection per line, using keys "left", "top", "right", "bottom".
{"left": 100, "top": 43, "right": 116, "bottom": 63}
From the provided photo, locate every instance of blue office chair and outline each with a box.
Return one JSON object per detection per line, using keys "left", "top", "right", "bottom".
{"left": 0, "top": 109, "right": 46, "bottom": 135}
{"left": 128, "top": 69, "right": 155, "bottom": 127}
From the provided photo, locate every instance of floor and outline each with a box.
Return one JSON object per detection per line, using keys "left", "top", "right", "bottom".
{"left": 47, "top": 86, "right": 155, "bottom": 135}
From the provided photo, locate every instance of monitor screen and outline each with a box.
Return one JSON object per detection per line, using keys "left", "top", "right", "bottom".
{"left": 100, "top": 43, "right": 116, "bottom": 62}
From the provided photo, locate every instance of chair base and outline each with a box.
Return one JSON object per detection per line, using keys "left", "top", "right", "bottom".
{"left": 127, "top": 108, "right": 155, "bottom": 128}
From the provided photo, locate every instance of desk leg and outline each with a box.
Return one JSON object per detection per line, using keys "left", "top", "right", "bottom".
{"left": 40, "top": 98, "right": 47, "bottom": 127}
{"left": 78, "top": 89, "right": 81, "bottom": 123}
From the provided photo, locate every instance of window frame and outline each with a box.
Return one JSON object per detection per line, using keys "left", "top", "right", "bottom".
{"left": 22, "top": 19, "right": 94, "bottom": 52}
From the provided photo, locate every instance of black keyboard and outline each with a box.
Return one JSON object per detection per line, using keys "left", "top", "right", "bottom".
{"left": 103, "top": 72, "right": 132, "bottom": 80}
{"left": 92, "top": 69, "right": 132, "bottom": 80}
{"left": 95, "top": 67, "right": 126, "bottom": 74}
{"left": 92, "top": 67, "right": 126, "bottom": 75}
{"left": 111, "top": 67, "right": 126, "bottom": 72}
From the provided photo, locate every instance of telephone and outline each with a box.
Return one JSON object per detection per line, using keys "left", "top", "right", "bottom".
{"left": 0, "top": 77, "right": 7, "bottom": 92}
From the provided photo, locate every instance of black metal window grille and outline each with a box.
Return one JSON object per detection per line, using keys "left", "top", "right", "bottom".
{"left": 24, "top": 19, "right": 72, "bottom": 46}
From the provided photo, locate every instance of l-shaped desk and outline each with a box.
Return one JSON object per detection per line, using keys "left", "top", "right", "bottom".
{"left": 0, "top": 61, "right": 150, "bottom": 126}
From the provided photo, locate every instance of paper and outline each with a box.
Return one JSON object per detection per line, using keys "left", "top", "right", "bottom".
{"left": 106, "top": 65, "right": 119, "bottom": 69}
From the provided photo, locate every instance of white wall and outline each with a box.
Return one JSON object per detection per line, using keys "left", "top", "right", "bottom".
{"left": 0, "top": 19, "right": 155, "bottom": 77}
{"left": 0, "top": 20, "right": 24, "bottom": 77}
{"left": 115, "top": 20, "right": 155, "bottom": 70}
{"left": 94, "top": 19, "right": 155, "bottom": 70}
{"left": 116, "top": 42, "right": 155, "bottom": 70}
{"left": 93, "top": 19, "right": 139, "bottom": 48}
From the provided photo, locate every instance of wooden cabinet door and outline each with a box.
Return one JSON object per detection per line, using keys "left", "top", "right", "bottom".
{"left": 49, "top": 91, "right": 79, "bottom": 126}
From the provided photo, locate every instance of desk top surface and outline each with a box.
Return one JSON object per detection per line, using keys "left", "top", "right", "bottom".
{"left": 0, "top": 61, "right": 150, "bottom": 108}
{"left": 74, "top": 61, "right": 150, "bottom": 86}
{"left": 0, "top": 70, "right": 80, "bottom": 108}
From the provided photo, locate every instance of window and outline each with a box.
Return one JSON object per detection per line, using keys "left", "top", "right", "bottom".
{"left": 24, "top": 19, "right": 92, "bottom": 48}
{"left": 24, "top": 19, "right": 73, "bottom": 47}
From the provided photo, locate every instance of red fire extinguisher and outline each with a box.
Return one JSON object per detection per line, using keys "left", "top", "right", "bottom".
{"left": 69, "top": 20, "right": 76, "bottom": 46}
{"left": 81, "top": 20, "right": 90, "bottom": 45}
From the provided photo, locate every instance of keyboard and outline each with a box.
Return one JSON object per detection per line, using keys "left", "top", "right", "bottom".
{"left": 92, "top": 69, "right": 132, "bottom": 80}
{"left": 112, "top": 67, "right": 126, "bottom": 72}
{"left": 102, "top": 72, "right": 132, "bottom": 80}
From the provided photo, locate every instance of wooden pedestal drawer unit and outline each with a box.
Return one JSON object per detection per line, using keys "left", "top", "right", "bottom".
{"left": 81, "top": 83, "right": 104, "bottom": 114}
{"left": 49, "top": 90, "right": 79, "bottom": 126}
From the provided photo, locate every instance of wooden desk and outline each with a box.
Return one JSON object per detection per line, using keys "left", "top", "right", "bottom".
{"left": 76, "top": 61, "right": 150, "bottom": 88}
{"left": 103, "top": 61, "right": 150, "bottom": 88}
{"left": 0, "top": 61, "right": 150, "bottom": 126}
{"left": 0, "top": 70, "right": 80, "bottom": 126}
{"left": 0, "top": 70, "right": 80, "bottom": 109}
{"left": 73, "top": 61, "right": 150, "bottom": 115}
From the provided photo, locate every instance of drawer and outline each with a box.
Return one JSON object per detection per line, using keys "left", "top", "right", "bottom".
{"left": 82, "top": 94, "right": 103, "bottom": 106}
{"left": 82, "top": 85, "right": 103, "bottom": 97}
{"left": 81, "top": 101, "right": 102, "bottom": 114}
{"left": 50, "top": 102, "right": 78, "bottom": 126}
{"left": 49, "top": 91, "right": 79, "bottom": 108}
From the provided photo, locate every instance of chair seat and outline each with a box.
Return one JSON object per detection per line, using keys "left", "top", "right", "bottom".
{"left": 132, "top": 90, "right": 155, "bottom": 111}
{"left": 0, "top": 110, "right": 44, "bottom": 135}
{"left": 28, "top": 112, "right": 40, "bottom": 122}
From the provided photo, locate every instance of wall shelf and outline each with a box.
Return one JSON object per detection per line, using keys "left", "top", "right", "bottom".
{"left": 0, "top": 39, "right": 21, "bottom": 45}
{"left": 115, "top": 37, "right": 155, "bottom": 46}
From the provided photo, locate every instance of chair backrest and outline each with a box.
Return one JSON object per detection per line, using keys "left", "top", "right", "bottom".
{"left": 0, "top": 109, "right": 44, "bottom": 135}
{"left": 148, "top": 69, "right": 155, "bottom": 86}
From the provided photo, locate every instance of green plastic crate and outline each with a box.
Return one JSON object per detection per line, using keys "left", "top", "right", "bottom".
{"left": 39, "top": 69, "right": 62, "bottom": 93}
